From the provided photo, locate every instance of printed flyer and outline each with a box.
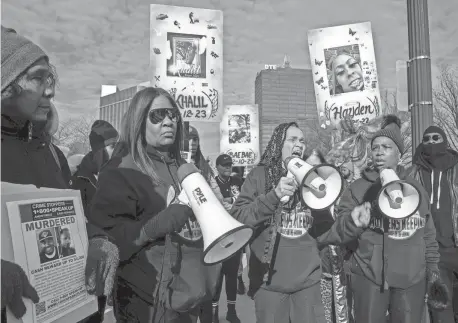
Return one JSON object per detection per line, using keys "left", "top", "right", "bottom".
{"left": 220, "top": 105, "right": 260, "bottom": 166}
{"left": 308, "top": 22, "right": 382, "bottom": 131}
{"left": 150, "top": 4, "right": 223, "bottom": 122}
{"left": 2, "top": 183, "right": 96, "bottom": 323}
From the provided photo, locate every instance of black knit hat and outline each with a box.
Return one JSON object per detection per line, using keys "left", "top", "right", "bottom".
{"left": 371, "top": 115, "right": 405, "bottom": 154}
{"left": 89, "top": 120, "right": 118, "bottom": 152}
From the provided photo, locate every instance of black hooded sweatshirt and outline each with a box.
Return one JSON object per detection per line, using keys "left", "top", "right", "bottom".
{"left": 71, "top": 151, "right": 98, "bottom": 216}
{"left": 1, "top": 120, "right": 110, "bottom": 241}
{"left": 411, "top": 146, "right": 458, "bottom": 248}
{"left": 317, "top": 166, "right": 439, "bottom": 289}
{"left": 89, "top": 143, "right": 220, "bottom": 309}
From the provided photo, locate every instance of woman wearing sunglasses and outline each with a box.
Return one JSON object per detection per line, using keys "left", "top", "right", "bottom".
{"left": 89, "top": 87, "right": 220, "bottom": 323}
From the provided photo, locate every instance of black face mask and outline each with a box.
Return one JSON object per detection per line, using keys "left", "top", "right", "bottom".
{"left": 422, "top": 142, "right": 447, "bottom": 156}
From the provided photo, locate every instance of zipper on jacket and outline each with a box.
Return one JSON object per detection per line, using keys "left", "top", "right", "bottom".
{"left": 77, "top": 176, "right": 97, "bottom": 189}
{"left": 160, "top": 156, "right": 181, "bottom": 192}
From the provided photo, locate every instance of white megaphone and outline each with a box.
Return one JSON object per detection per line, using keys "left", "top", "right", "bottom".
{"left": 282, "top": 157, "right": 344, "bottom": 210}
{"left": 177, "top": 163, "right": 254, "bottom": 265}
{"left": 377, "top": 168, "right": 421, "bottom": 220}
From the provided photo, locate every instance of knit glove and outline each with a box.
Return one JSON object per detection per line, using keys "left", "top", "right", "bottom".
{"left": 426, "top": 268, "right": 450, "bottom": 311}
{"left": 85, "top": 237, "right": 120, "bottom": 306}
{"left": 1, "top": 259, "right": 40, "bottom": 318}
{"left": 142, "top": 204, "right": 194, "bottom": 240}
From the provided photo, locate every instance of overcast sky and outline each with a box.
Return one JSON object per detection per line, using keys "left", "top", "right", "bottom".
{"left": 2, "top": 0, "right": 457, "bottom": 156}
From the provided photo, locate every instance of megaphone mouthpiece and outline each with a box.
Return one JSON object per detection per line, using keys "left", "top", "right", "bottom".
{"left": 177, "top": 163, "right": 200, "bottom": 182}
{"left": 284, "top": 156, "right": 294, "bottom": 168}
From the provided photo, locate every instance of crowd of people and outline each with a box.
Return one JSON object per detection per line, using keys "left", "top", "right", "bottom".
{"left": 1, "top": 24, "right": 457, "bottom": 323}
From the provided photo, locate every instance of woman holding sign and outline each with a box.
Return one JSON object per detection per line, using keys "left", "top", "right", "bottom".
{"left": 89, "top": 87, "right": 221, "bottom": 323}
{"left": 1, "top": 26, "right": 120, "bottom": 323}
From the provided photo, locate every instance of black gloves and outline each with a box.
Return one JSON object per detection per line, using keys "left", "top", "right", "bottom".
{"left": 143, "top": 204, "right": 194, "bottom": 240}
{"left": 85, "top": 238, "right": 120, "bottom": 306}
{"left": 1, "top": 259, "right": 40, "bottom": 318}
{"left": 426, "top": 268, "right": 450, "bottom": 311}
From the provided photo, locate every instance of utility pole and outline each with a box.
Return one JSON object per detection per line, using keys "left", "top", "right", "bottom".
{"left": 407, "top": 0, "right": 434, "bottom": 155}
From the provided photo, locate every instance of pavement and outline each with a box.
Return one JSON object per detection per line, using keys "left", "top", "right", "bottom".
{"left": 102, "top": 257, "right": 256, "bottom": 323}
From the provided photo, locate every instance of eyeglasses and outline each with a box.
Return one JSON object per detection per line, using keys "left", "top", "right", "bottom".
{"left": 148, "top": 108, "right": 180, "bottom": 124}
{"left": 422, "top": 134, "right": 441, "bottom": 143}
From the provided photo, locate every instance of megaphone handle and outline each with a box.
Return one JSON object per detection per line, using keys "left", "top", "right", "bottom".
{"left": 185, "top": 220, "right": 193, "bottom": 238}
{"left": 280, "top": 172, "right": 295, "bottom": 203}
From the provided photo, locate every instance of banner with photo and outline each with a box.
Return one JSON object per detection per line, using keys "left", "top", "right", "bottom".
{"left": 307, "top": 22, "right": 382, "bottom": 131}
{"left": 220, "top": 105, "right": 260, "bottom": 167}
{"left": 150, "top": 4, "right": 223, "bottom": 122}
{"left": 2, "top": 183, "right": 97, "bottom": 323}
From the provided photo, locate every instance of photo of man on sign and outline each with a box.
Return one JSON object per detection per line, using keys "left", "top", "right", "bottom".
{"left": 37, "top": 229, "right": 59, "bottom": 264}
{"left": 167, "top": 32, "right": 207, "bottom": 78}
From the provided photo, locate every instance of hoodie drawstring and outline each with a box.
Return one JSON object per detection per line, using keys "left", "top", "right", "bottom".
{"left": 437, "top": 171, "right": 442, "bottom": 209}
{"left": 429, "top": 171, "right": 443, "bottom": 209}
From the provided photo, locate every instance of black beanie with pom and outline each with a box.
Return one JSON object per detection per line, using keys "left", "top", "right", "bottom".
{"left": 371, "top": 115, "right": 405, "bottom": 154}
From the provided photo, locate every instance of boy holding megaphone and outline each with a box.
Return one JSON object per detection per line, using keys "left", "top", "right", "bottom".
{"left": 317, "top": 115, "right": 449, "bottom": 323}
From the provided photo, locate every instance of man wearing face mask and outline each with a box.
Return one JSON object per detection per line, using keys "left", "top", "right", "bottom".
{"left": 230, "top": 122, "right": 367, "bottom": 323}
{"left": 410, "top": 126, "right": 458, "bottom": 323}
{"left": 318, "top": 115, "right": 448, "bottom": 322}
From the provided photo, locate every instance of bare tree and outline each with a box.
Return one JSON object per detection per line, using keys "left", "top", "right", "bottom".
{"left": 380, "top": 89, "right": 398, "bottom": 115}
{"left": 304, "top": 119, "right": 333, "bottom": 155}
{"left": 433, "top": 65, "right": 458, "bottom": 151}
{"left": 54, "top": 116, "right": 96, "bottom": 156}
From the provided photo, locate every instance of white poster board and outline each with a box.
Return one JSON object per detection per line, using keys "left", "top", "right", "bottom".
{"left": 220, "top": 105, "right": 260, "bottom": 167}
{"left": 1, "top": 183, "right": 97, "bottom": 323}
{"left": 150, "top": 4, "right": 223, "bottom": 122}
{"left": 308, "top": 22, "right": 382, "bottom": 131}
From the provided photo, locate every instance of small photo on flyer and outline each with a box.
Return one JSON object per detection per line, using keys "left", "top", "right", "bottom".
{"left": 56, "top": 226, "right": 76, "bottom": 258}
{"left": 36, "top": 228, "right": 60, "bottom": 264}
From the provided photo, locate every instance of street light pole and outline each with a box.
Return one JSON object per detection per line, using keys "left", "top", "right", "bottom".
{"left": 407, "top": 0, "right": 434, "bottom": 155}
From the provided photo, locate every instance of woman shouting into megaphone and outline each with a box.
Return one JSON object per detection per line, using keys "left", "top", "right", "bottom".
{"left": 230, "top": 122, "right": 368, "bottom": 323}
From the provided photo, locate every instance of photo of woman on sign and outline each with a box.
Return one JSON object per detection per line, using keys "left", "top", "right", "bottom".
{"left": 325, "top": 45, "right": 364, "bottom": 95}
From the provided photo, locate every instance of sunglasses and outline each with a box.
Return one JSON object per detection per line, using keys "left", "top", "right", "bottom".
{"left": 422, "top": 134, "right": 441, "bottom": 143}
{"left": 148, "top": 109, "right": 180, "bottom": 124}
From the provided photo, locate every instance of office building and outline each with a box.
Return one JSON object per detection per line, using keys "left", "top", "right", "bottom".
{"left": 99, "top": 81, "right": 151, "bottom": 130}
{"left": 254, "top": 59, "right": 318, "bottom": 152}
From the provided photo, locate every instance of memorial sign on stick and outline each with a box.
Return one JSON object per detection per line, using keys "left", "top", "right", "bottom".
{"left": 308, "top": 22, "right": 382, "bottom": 131}
{"left": 150, "top": 4, "right": 223, "bottom": 122}
{"left": 220, "top": 105, "right": 260, "bottom": 167}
